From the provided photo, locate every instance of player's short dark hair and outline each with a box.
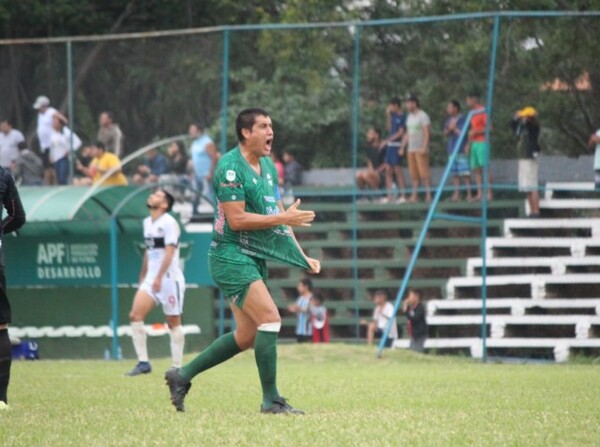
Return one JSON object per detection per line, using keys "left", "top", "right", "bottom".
{"left": 236, "top": 108, "right": 270, "bottom": 143}
{"left": 160, "top": 189, "right": 175, "bottom": 212}
{"left": 408, "top": 288, "right": 423, "bottom": 301}
{"left": 299, "top": 277, "right": 313, "bottom": 291}
{"left": 450, "top": 99, "right": 461, "bottom": 111}
{"left": 93, "top": 141, "right": 106, "bottom": 151}
{"left": 389, "top": 97, "right": 401, "bottom": 106}
{"left": 374, "top": 289, "right": 389, "bottom": 300}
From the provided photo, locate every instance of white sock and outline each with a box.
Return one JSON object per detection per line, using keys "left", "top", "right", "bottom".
{"left": 169, "top": 325, "right": 185, "bottom": 368}
{"left": 131, "top": 321, "right": 149, "bottom": 362}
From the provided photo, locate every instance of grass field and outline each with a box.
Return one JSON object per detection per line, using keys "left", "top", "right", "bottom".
{"left": 1, "top": 345, "right": 599, "bottom": 446}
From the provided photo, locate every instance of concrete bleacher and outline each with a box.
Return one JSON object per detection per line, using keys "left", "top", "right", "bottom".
{"left": 266, "top": 193, "right": 525, "bottom": 339}
{"left": 428, "top": 183, "right": 600, "bottom": 361}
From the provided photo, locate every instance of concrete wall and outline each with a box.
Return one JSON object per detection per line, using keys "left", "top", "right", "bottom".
{"left": 302, "top": 155, "right": 595, "bottom": 187}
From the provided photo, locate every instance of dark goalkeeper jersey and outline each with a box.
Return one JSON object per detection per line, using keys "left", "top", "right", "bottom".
{"left": 211, "top": 147, "right": 309, "bottom": 269}
{"left": 0, "top": 167, "right": 26, "bottom": 264}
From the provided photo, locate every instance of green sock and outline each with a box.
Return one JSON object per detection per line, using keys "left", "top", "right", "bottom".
{"left": 180, "top": 332, "right": 241, "bottom": 381}
{"left": 254, "top": 328, "right": 281, "bottom": 408}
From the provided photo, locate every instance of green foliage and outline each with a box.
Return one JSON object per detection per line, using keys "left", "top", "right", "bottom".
{"left": 2, "top": 345, "right": 600, "bottom": 446}
{"left": 0, "top": 0, "right": 599, "bottom": 167}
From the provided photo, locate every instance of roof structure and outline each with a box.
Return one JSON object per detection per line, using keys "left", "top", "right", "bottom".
{"left": 18, "top": 186, "right": 149, "bottom": 236}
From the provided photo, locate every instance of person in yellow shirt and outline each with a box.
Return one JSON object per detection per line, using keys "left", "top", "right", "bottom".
{"left": 78, "top": 141, "right": 128, "bottom": 185}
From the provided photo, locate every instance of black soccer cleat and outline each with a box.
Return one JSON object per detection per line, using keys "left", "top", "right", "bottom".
{"left": 260, "top": 397, "right": 305, "bottom": 415}
{"left": 164, "top": 368, "right": 192, "bottom": 412}
{"left": 125, "top": 361, "right": 152, "bottom": 376}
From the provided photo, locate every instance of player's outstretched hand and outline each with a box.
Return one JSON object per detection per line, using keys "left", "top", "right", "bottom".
{"left": 282, "top": 199, "right": 315, "bottom": 227}
{"left": 306, "top": 257, "right": 321, "bottom": 275}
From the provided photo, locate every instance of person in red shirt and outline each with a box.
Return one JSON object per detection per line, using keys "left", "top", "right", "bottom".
{"left": 466, "top": 92, "right": 493, "bottom": 201}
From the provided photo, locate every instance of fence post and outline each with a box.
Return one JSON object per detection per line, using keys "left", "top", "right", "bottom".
{"left": 66, "top": 40, "right": 75, "bottom": 184}
{"left": 109, "top": 216, "right": 120, "bottom": 360}
{"left": 351, "top": 25, "right": 361, "bottom": 339}
{"left": 481, "top": 14, "right": 501, "bottom": 363}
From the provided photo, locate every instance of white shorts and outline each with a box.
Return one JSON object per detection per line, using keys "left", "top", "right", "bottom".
{"left": 518, "top": 159, "right": 538, "bottom": 192}
{"left": 140, "top": 276, "right": 185, "bottom": 316}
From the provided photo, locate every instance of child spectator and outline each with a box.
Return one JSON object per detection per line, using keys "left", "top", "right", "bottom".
{"left": 287, "top": 278, "right": 313, "bottom": 343}
{"left": 310, "top": 294, "right": 330, "bottom": 343}
{"left": 512, "top": 107, "right": 541, "bottom": 217}
{"left": 443, "top": 100, "right": 472, "bottom": 201}
{"left": 466, "top": 92, "right": 493, "bottom": 201}
{"left": 402, "top": 289, "right": 428, "bottom": 353}
{"left": 379, "top": 97, "right": 408, "bottom": 203}
{"left": 361, "top": 290, "right": 398, "bottom": 348}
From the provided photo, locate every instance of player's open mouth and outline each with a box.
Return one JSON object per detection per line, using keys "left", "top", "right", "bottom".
{"left": 265, "top": 138, "right": 273, "bottom": 150}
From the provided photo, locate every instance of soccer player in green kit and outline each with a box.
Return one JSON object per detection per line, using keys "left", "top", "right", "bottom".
{"left": 165, "top": 108, "right": 320, "bottom": 414}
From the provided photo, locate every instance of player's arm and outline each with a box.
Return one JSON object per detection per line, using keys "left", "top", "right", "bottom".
{"left": 152, "top": 245, "right": 176, "bottom": 292}
{"left": 276, "top": 200, "right": 321, "bottom": 274}
{"left": 222, "top": 199, "right": 314, "bottom": 231}
{"left": 2, "top": 174, "right": 26, "bottom": 234}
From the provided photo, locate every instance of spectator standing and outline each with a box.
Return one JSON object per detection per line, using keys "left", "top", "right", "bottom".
{"left": 466, "top": 92, "right": 493, "bottom": 201}
{"left": 588, "top": 128, "right": 600, "bottom": 189}
{"left": 287, "top": 278, "right": 313, "bottom": 343}
{"left": 33, "top": 95, "right": 61, "bottom": 185}
{"left": 96, "top": 112, "right": 124, "bottom": 158}
{"left": 443, "top": 100, "right": 472, "bottom": 202}
{"left": 402, "top": 289, "right": 428, "bottom": 353}
{"left": 161, "top": 141, "right": 191, "bottom": 201}
{"left": 356, "top": 127, "right": 386, "bottom": 201}
{"left": 0, "top": 119, "right": 24, "bottom": 171}
{"left": 49, "top": 114, "right": 82, "bottom": 185}
{"left": 132, "top": 148, "right": 168, "bottom": 184}
{"left": 361, "top": 290, "right": 398, "bottom": 348}
{"left": 189, "top": 123, "right": 218, "bottom": 215}
{"left": 310, "top": 294, "right": 330, "bottom": 343}
{"left": 379, "top": 98, "right": 407, "bottom": 203}
{"left": 85, "top": 142, "right": 128, "bottom": 186}
{"left": 512, "top": 107, "right": 542, "bottom": 217}
{"left": 282, "top": 150, "right": 302, "bottom": 202}
{"left": 14, "top": 142, "right": 43, "bottom": 186}
{"left": 402, "top": 94, "right": 432, "bottom": 202}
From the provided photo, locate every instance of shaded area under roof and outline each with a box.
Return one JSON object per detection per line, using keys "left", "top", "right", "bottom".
{"left": 18, "top": 186, "right": 150, "bottom": 237}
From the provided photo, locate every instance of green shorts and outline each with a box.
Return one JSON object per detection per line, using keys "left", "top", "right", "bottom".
{"left": 208, "top": 245, "right": 268, "bottom": 309}
{"left": 470, "top": 141, "right": 488, "bottom": 169}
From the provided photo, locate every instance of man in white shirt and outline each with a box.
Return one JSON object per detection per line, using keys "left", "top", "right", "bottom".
{"left": 361, "top": 290, "right": 398, "bottom": 348}
{"left": 0, "top": 120, "right": 24, "bottom": 171}
{"left": 401, "top": 94, "right": 432, "bottom": 202}
{"left": 126, "top": 189, "right": 186, "bottom": 376}
{"left": 34, "top": 95, "right": 63, "bottom": 185}
{"left": 50, "top": 114, "right": 81, "bottom": 185}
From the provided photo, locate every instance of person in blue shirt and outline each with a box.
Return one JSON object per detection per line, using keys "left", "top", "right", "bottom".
{"left": 189, "top": 123, "right": 218, "bottom": 215}
{"left": 287, "top": 278, "right": 314, "bottom": 343}
{"left": 379, "top": 98, "right": 408, "bottom": 203}
{"left": 443, "top": 100, "right": 472, "bottom": 202}
{"left": 133, "top": 148, "right": 168, "bottom": 184}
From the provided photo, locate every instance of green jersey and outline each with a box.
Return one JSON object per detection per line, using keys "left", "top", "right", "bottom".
{"left": 211, "top": 146, "right": 310, "bottom": 269}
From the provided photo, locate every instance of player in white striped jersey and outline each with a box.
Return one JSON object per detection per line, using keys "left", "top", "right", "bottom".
{"left": 126, "top": 189, "right": 186, "bottom": 376}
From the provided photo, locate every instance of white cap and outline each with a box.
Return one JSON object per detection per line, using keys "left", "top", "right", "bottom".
{"left": 33, "top": 96, "right": 50, "bottom": 110}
